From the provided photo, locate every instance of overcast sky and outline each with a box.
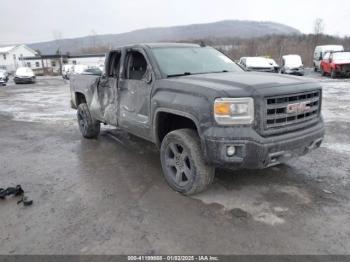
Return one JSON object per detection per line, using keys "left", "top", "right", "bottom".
{"left": 0, "top": 0, "right": 349, "bottom": 45}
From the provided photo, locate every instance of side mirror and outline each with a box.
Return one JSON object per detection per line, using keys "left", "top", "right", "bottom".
{"left": 319, "top": 54, "right": 323, "bottom": 60}
{"left": 143, "top": 68, "right": 153, "bottom": 84}
{"left": 145, "top": 72, "right": 152, "bottom": 84}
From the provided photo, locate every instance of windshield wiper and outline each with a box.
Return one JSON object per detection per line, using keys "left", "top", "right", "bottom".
{"left": 167, "top": 70, "right": 231, "bottom": 78}
{"left": 167, "top": 72, "right": 192, "bottom": 78}
{"left": 206, "top": 70, "right": 230, "bottom": 73}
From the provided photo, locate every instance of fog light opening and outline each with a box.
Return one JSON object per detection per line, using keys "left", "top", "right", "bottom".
{"left": 226, "top": 146, "right": 236, "bottom": 157}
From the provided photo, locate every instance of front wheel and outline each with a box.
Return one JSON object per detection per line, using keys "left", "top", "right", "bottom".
{"left": 77, "top": 103, "right": 100, "bottom": 138}
{"left": 320, "top": 67, "right": 326, "bottom": 76}
{"left": 160, "top": 129, "right": 215, "bottom": 195}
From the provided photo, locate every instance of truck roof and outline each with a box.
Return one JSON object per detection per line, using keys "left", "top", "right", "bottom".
{"left": 110, "top": 42, "right": 201, "bottom": 52}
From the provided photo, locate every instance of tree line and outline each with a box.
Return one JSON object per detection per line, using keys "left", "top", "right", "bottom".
{"left": 80, "top": 34, "right": 350, "bottom": 67}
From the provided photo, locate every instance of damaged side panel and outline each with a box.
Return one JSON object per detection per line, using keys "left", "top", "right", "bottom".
{"left": 70, "top": 74, "right": 118, "bottom": 126}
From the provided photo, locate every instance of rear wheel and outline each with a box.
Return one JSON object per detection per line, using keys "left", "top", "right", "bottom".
{"left": 77, "top": 103, "right": 100, "bottom": 138}
{"left": 160, "top": 129, "right": 215, "bottom": 195}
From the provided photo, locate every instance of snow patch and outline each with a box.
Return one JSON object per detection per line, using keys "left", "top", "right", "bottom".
{"left": 322, "top": 143, "right": 350, "bottom": 155}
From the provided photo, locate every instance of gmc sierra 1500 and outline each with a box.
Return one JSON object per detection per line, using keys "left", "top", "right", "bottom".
{"left": 70, "top": 43, "right": 324, "bottom": 195}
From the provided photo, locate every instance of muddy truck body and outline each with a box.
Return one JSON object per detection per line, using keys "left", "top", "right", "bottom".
{"left": 70, "top": 43, "right": 325, "bottom": 195}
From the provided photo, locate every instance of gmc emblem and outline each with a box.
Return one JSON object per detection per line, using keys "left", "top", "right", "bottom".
{"left": 287, "top": 101, "right": 311, "bottom": 114}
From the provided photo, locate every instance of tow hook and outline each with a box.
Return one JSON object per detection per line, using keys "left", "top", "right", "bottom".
{"left": 306, "top": 138, "right": 323, "bottom": 152}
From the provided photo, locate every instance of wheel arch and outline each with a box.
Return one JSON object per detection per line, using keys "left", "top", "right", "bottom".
{"left": 153, "top": 108, "right": 201, "bottom": 148}
{"left": 75, "top": 92, "right": 87, "bottom": 106}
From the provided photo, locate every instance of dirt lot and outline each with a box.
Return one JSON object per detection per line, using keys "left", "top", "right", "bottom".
{"left": 0, "top": 72, "right": 350, "bottom": 254}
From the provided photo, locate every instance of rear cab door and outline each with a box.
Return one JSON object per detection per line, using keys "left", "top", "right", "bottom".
{"left": 92, "top": 50, "right": 122, "bottom": 125}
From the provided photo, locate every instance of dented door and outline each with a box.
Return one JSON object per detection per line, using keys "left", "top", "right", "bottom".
{"left": 90, "top": 51, "right": 121, "bottom": 126}
{"left": 118, "top": 48, "right": 153, "bottom": 139}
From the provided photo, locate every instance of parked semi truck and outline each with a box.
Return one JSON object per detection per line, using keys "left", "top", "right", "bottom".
{"left": 70, "top": 43, "right": 325, "bottom": 195}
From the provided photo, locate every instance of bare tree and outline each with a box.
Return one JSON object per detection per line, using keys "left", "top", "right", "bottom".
{"left": 313, "top": 18, "right": 325, "bottom": 46}
{"left": 52, "top": 30, "right": 63, "bottom": 75}
{"left": 90, "top": 29, "right": 98, "bottom": 48}
{"left": 313, "top": 18, "right": 325, "bottom": 35}
{"left": 52, "top": 30, "right": 62, "bottom": 41}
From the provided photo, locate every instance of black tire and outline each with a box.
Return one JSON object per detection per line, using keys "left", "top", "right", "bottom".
{"left": 320, "top": 67, "right": 326, "bottom": 76}
{"left": 77, "top": 103, "right": 100, "bottom": 138}
{"left": 331, "top": 69, "right": 336, "bottom": 79}
{"left": 314, "top": 66, "right": 317, "bottom": 72}
{"left": 160, "top": 129, "right": 215, "bottom": 195}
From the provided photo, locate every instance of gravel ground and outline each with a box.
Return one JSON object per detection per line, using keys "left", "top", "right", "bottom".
{"left": 0, "top": 71, "right": 350, "bottom": 254}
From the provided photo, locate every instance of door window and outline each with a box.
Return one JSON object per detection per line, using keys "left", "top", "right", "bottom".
{"left": 107, "top": 51, "right": 121, "bottom": 78}
{"left": 125, "top": 51, "right": 148, "bottom": 80}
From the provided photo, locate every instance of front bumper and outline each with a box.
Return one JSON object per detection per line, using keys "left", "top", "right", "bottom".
{"left": 285, "top": 68, "right": 304, "bottom": 75}
{"left": 202, "top": 120, "right": 325, "bottom": 169}
{"left": 14, "top": 77, "right": 35, "bottom": 83}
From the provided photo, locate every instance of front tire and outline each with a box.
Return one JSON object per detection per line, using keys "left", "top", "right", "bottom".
{"left": 320, "top": 67, "right": 326, "bottom": 76}
{"left": 160, "top": 129, "right": 215, "bottom": 195}
{"left": 77, "top": 103, "right": 100, "bottom": 138}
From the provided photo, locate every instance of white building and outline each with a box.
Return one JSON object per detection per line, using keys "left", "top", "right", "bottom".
{"left": 68, "top": 54, "right": 105, "bottom": 67}
{"left": 0, "top": 45, "right": 38, "bottom": 72}
{"left": 22, "top": 54, "right": 105, "bottom": 75}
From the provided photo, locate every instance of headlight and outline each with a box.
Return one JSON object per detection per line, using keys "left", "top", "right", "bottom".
{"left": 214, "top": 97, "right": 254, "bottom": 125}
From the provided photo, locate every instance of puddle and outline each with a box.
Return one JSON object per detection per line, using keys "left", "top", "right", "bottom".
{"left": 192, "top": 183, "right": 301, "bottom": 226}
{"left": 0, "top": 81, "right": 75, "bottom": 123}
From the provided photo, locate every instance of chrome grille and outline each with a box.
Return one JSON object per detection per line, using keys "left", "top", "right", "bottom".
{"left": 265, "top": 90, "right": 321, "bottom": 130}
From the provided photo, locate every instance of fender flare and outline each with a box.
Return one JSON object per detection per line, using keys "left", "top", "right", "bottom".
{"left": 153, "top": 107, "right": 201, "bottom": 147}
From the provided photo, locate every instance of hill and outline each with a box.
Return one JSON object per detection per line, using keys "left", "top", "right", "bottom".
{"left": 28, "top": 20, "right": 300, "bottom": 54}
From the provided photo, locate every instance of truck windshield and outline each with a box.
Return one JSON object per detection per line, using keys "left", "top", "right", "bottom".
{"left": 152, "top": 46, "right": 243, "bottom": 77}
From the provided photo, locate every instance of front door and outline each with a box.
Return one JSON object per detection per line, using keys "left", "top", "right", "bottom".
{"left": 118, "top": 48, "right": 154, "bottom": 140}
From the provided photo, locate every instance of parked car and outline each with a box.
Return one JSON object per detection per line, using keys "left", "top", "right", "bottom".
{"left": 62, "top": 64, "right": 74, "bottom": 79}
{"left": 70, "top": 43, "right": 324, "bottom": 195}
{"left": 14, "top": 67, "right": 36, "bottom": 84}
{"left": 320, "top": 51, "right": 350, "bottom": 78}
{"left": 266, "top": 58, "right": 280, "bottom": 72}
{"left": 71, "top": 64, "right": 89, "bottom": 75}
{"left": 313, "top": 45, "right": 344, "bottom": 72}
{"left": 280, "top": 55, "right": 304, "bottom": 76}
{"left": 0, "top": 69, "right": 9, "bottom": 86}
{"left": 97, "top": 64, "right": 104, "bottom": 73}
{"left": 82, "top": 66, "right": 103, "bottom": 76}
{"left": 239, "top": 57, "right": 275, "bottom": 72}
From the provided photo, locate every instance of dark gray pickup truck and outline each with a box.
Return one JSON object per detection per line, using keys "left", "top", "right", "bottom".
{"left": 70, "top": 43, "right": 325, "bottom": 195}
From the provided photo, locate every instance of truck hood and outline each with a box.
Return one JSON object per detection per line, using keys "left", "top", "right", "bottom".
{"left": 333, "top": 60, "right": 350, "bottom": 65}
{"left": 162, "top": 72, "right": 319, "bottom": 97}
